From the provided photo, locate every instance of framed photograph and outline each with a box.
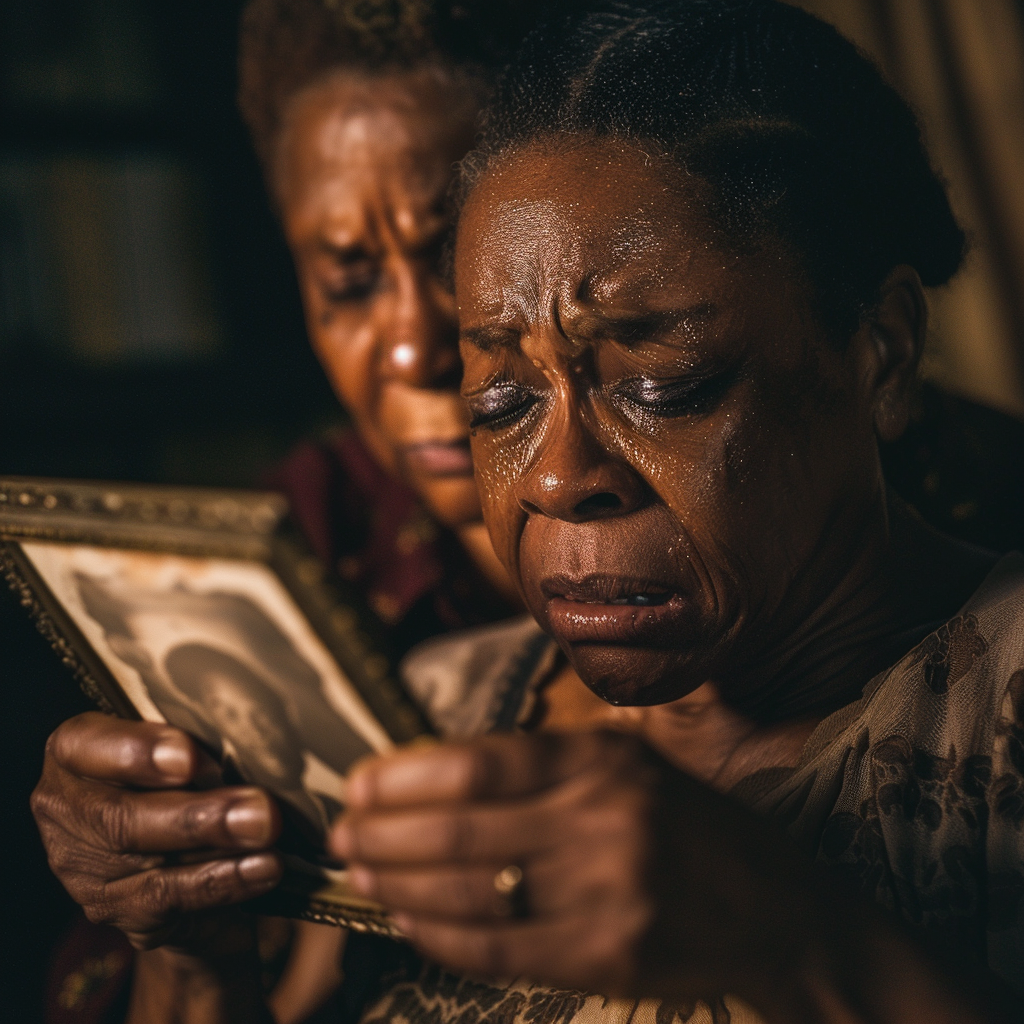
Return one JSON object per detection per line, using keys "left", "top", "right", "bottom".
{"left": 0, "top": 476, "right": 431, "bottom": 936}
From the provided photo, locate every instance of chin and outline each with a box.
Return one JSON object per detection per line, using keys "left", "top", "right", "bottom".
{"left": 565, "top": 645, "right": 707, "bottom": 707}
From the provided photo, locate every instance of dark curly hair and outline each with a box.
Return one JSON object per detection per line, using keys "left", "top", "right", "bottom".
{"left": 457, "top": 0, "right": 966, "bottom": 339}
{"left": 238, "top": 0, "right": 551, "bottom": 172}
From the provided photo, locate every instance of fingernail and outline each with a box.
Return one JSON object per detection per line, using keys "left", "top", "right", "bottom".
{"left": 152, "top": 735, "right": 192, "bottom": 783}
{"left": 238, "top": 854, "right": 281, "bottom": 888}
{"left": 226, "top": 793, "right": 272, "bottom": 846}
{"left": 328, "top": 820, "right": 354, "bottom": 860}
{"left": 348, "top": 864, "right": 375, "bottom": 897}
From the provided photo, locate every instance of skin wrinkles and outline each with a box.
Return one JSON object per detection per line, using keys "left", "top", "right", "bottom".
{"left": 457, "top": 138, "right": 993, "bottom": 716}
{"left": 27, "top": 67, "right": 538, "bottom": 1024}
{"left": 276, "top": 69, "right": 487, "bottom": 531}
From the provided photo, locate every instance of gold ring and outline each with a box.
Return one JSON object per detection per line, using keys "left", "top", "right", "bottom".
{"left": 492, "top": 865, "right": 527, "bottom": 917}
{"left": 493, "top": 865, "right": 523, "bottom": 897}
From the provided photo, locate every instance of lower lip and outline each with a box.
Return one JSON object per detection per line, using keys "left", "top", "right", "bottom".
{"left": 403, "top": 441, "right": 474, "bottom": 477}
{"left": 545, "top": 594, "right": 691, "bottom": 645}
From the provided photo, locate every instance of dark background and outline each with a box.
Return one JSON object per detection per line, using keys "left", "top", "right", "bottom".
{"left": 0, "top": 2, "right": 339, "bottom": 1018}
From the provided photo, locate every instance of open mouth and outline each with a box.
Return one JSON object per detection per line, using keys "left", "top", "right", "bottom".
{"left": 541, "top": 575, "right": 689, "bottom": 644}
{"left": 402, "top": 439, "right": 474, "bottom": 477}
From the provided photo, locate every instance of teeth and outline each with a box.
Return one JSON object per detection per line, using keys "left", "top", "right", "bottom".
{"left": 594, "top": 593, "right": 670, "bottom": 606}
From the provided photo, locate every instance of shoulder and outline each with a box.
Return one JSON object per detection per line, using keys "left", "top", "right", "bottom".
{"left": 399, "top": 615, "right": 558, "bottom": 738}
{"left": 755, "top": 553, "right": 1024, "bottom": 985}
{"left": 795, "top": 552, "right": 1024, "bottom": 769}
{"left": 868, "top": 551, "right": 1024, "bottom": 732}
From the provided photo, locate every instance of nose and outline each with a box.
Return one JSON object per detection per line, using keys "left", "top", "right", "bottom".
{"left": 518, "top": 404, "right": 649, "bottom": 523}
{"left": 380, "top": 262, "right": 460, "bottom": 388}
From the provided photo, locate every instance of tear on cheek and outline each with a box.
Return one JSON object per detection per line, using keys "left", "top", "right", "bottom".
{"left": 473, "top": 426, "right": 548, "bottom": 505}
{"left": 722, "top": 435, "right": 753, "bottom": 491}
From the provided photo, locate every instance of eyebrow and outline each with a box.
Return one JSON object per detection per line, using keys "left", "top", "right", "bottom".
{"left": 461, "top": 303, "right": 718, "bottom": 352}
{"left": 315, "top": 218, "right": 448, "bottom": 262}
{"left": 569, "top": 304, "right": 718, "bottom": 346}
{"left": 460, "top": 325, "right": 522, "bottom": 351}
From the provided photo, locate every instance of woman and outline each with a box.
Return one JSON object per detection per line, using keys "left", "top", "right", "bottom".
{"left": 237, "top": 0, "right": 539, "bottom": 645}
{"left": 37, "top": 4, "right": 555, "bottom": 1022}
{"left": 32, "top": 1, "right": 1024, "bottom": 1022}
{"left": 320, "top": 3, "right": 1024, "bottom": 1020}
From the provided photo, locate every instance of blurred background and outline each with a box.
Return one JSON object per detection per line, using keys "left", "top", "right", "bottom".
{"left": 0, "top": 0, "right": 338, "bottom": 489}
{"left": 796, "top": 0, "right": 1024, "bottom": 420}
{"left": 2, "top": 0, "right": 1024, "bottom": 1020}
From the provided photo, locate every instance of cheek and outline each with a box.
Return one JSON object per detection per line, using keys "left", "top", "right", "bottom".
{"left": 308, "top": 318, "right": 377, "bottom": 412}
{"left": 596, "top": 399, "right": 795, "bottom": 615}
{"left": 469, "top": 411, "right": 551, "bottom": 566}
{"left": 650, "top": 376, "right": 866, "bottom": 589}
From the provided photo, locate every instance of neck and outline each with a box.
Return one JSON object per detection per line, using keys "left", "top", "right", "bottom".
{"left": 615, "top": 495, "right": 995, "bottom": 789}
{"left": 717, "top": 489, "right": 996, "bottom": 724}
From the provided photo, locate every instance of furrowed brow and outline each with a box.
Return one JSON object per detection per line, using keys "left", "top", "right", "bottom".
{"left": 571, "top": 304, "right": 718, "bottom": 346}
{"left": 460, "top": 325, "right": 521, "bottom": 352}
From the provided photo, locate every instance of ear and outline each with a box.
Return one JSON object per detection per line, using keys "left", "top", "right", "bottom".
{"left": 855, "top": 265, "right": 926, "bottom": 443}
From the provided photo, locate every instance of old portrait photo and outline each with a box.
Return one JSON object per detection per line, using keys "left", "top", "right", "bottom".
{"left": 21, "top": 541, "right": 393, "bottom": 842}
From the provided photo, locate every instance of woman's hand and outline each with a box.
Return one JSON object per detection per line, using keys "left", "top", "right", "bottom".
{"left": 31, "top": 712, "right": 284, "bottom": 952}
{"left": 328, "top": 731, "right": 1013, "bottom": 1023}
{"left": 326, "top": 730, "right": 814, "bottom": 1002}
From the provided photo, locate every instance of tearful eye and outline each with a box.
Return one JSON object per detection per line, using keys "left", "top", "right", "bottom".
{"left": 612, "top": 370, "right": 734, "bottom": 419}
{"left": 466, "top": 381, "right": 539, "bottom": 430}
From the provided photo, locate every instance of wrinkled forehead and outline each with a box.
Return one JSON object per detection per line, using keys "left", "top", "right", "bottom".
{"left": 455, "top": 139, "right": 731, "bottom": 315}
{"left": 276, "top": 71, "right": 478, "bottom": 235}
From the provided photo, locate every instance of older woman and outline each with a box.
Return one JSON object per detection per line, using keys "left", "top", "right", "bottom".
{"left": 322, "top": 2, "right": 1024, "bottom": 1021}
{"left": 237, "top": 0, "right": 539, "bottom": 643}
{"left": 31, "top": 1, "right": 1024, "bottom": 1022}
{"left": 35, "top": 3, "right": 553, "bottom": 1022}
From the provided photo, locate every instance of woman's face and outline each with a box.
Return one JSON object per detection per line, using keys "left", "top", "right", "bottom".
{"left": 276, "top": 70, "right": 481, "bottom": 529}
{"left": 456, "top": 140, "right": 886, "bottom": 707}
{"left": 204, "top": 672, "right": 295, "bottom": 782}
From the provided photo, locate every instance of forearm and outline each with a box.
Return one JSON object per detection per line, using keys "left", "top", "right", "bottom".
{"left": 127, "top": 946, "right": 275, "bottom": 1024}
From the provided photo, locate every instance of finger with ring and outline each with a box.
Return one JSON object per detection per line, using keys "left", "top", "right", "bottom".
{"left": 493, "top": 864, "right": 528, "bottom": 918}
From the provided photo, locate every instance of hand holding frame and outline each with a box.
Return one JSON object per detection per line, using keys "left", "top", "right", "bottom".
{"left": 31, "top": 712, "right": 284, "bottom": 952}
{"left": 328, "top": 731, "right": 1014, "bottom": 1024}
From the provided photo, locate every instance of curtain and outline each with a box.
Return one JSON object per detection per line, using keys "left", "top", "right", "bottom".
{"left": 793, "top": 0, "right": 1024, "bottom": 418}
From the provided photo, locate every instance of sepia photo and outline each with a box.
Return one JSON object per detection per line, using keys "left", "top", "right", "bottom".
{"left": 0, "top": 477, "right": 428, "bottom": 933}
{"left": 24, "top": 543, "right": 391, "bottom": 842}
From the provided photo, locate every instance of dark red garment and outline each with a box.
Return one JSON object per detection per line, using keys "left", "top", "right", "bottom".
{"left": 44, "top": 922, "right": 133, "bottom": 1024}
{"left": 265, "top": 429, "right": 515, "bottom": 655}
{"left": 43, "top": 429, "right": 515, "bottom": 1024}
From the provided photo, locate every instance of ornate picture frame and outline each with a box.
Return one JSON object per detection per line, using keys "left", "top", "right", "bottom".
{"left": 1, "top": 476, "right": 431, "bottom": 936}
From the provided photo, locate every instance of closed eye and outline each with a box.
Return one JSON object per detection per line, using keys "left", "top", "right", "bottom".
{"left": 320, "top": 263, "right": 380, "bottom": 304}
{"left": 611, "top": 369, "right": 736, "bottom": 418}
{"left": 466, "top": 381, "right": 540, "bottom": 430}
